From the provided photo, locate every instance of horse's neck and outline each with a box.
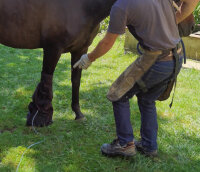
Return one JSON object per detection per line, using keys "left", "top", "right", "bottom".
{"left": 99, "top": 0, "right": 117, "bottom": 14}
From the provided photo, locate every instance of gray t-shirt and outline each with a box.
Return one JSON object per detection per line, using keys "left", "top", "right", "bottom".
{"left": 108, "top": 0, "right": 180, "bottom": 51}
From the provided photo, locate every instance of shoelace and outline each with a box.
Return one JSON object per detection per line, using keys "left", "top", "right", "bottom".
{"left": 111, "top": 139, "right": 119, "bottom": 146}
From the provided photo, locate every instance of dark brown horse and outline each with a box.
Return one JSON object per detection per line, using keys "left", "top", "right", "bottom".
{"left": 0, "top": 0, "right": 195, "bottom": 127}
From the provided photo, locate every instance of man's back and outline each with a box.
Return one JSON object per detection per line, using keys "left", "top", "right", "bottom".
{"left": 109, "top": 0, "right": 180, "bottom": 50}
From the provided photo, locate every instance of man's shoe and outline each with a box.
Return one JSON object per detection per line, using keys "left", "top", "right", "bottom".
{"left": 101, "top": 139, "right": 136, "bottom": 157}
{"left": 134, "top": 141, "right": 157, "bottom": 157}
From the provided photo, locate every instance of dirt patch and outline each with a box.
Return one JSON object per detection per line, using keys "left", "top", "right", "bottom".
{"left": 183, "top": 59, "right": 200, "bottom": 70}
{"left": 0, "top": 127, "right": 17, "bottom": 134}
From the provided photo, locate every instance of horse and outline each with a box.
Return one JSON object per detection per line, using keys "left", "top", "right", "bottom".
{"left": 0, "top": 0, "right": 195, "bottom": 127}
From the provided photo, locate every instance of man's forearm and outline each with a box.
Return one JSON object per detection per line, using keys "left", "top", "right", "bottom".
{"left": 88, "top": 32, "right": 119, "bottom": 62}
{"left": 73, "top": 32, "right": 119, "bottom": 69}
{"left": 88, "top": 39, "right": 114, "bottom": 62}
{"left": 176, "top": 0, "right": 199, "bottom": 24}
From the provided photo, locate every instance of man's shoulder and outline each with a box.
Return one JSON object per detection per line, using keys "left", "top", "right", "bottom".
{"left": 113, "top": 0, "right": 132, "bottom": 11}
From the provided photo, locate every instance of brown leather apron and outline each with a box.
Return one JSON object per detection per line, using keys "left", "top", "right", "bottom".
{"left": 107, "top": 49, "right": 162, "bottom": 102}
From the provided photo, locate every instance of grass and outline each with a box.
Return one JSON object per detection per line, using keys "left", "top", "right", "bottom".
{"left": 0, "top": 34, "right": 200, "bottom": 172}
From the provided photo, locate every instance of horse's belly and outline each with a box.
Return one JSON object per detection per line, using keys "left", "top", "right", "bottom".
{"left": 0, "top": 31, "right": 41, "bottom": 49}
{"left": 0, "top": 0, "right": 42, "bottom": 49}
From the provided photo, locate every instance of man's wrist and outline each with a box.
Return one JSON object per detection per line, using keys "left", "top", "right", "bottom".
{"left": 88, "top": 53, "right": 96, "bottom": 62}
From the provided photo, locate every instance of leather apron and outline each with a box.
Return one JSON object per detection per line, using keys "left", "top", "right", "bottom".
{"left": 107, "top": 49, "right": 162, "bottom": 102}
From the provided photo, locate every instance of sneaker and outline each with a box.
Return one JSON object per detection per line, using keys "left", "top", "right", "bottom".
{"left": 134, "top": 140, "right": 157, "bottom": 157}
{"left": 101, "top": 139, "right": 136, "bottom": 157}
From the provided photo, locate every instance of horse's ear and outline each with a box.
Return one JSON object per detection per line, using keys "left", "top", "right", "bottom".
{"left": 173, "top": 0, "right": 180, "bottom": 3}
{"left": 172, "top": 1, "right": 181, "bottom": 12}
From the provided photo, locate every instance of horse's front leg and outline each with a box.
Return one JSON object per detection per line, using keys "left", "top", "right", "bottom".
{"left": 26, "top": 46, "right": 62, "bottom": 127}
{"left": 71, "top": 50, "right": 88, "bottom": 120}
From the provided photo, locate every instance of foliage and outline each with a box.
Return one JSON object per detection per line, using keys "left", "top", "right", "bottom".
{"left": 99, "top": 17, "right": 110, "bottom": 33}
{"left": 0, "top": 35, "right": 200, "bottom": 172}
{"left": 194, "top": 2, "right": 200, "bottom": 25}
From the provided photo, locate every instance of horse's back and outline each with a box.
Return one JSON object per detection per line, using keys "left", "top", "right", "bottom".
{"left": 0, "top": 0, "right": 90, "bottom": 49}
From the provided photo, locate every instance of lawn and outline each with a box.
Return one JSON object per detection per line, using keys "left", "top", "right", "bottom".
{"left": 0, "top": 34, "right": 200, "bottom": 172}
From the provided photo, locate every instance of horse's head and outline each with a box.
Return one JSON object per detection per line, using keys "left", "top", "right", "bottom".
{"left": 174, "top": 0, "right": 195, "bottom": 37}
{"left": 178, "top": 13, "right": 195, "bottom": 37}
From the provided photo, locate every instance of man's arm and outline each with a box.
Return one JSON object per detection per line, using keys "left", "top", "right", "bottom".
{"left": 176, "top": 0, "right": 199, "bottom": 24}
{"left": 88, "top": 32, "right": 119, "bottom": 62}
{"left": 73, "top": 32, "right": 119, "bottom": 69}
{"left": 73, "top": 4, "right": 126, "bottom": 69}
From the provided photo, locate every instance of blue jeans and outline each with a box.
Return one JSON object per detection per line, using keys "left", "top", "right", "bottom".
{"left": 112, "top": 58, "right": 182, "bottom": 151}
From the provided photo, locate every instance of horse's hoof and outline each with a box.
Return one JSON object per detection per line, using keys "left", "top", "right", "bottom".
{"left": 75, "top": 116, "right": 86, "bottom": 122}
{"left": 26, "top": 111, "right": 53, "bottom": 127}
{"left": 26, "top": 119, "right": 53, "bottom": 127}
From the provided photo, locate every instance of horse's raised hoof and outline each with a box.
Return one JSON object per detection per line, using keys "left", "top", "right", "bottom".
{"left": 26, "top": 111, "right": 53, "bottom": 127}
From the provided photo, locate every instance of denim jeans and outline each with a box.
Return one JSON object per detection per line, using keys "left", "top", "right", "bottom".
{"left": 112, "top": 57, "right": 182, "bottom": 151}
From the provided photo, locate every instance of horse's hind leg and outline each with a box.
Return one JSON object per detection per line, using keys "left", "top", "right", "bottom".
{"left": 26, "top": 46, "right": 62, "bottom": 127}
{"left": 71, "top": 49, "right": 88, "bottom": 120}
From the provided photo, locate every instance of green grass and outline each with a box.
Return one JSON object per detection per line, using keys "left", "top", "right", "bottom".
{"left": 0, "top": 34, "right": 200, "bottom": 172}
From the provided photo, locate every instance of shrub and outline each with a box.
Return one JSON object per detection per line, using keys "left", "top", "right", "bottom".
{"left": 194, "top": 2, "right": 200, "bottom": 25}
{"left": 99, "top": 17, "right": 110, "bottom": 33}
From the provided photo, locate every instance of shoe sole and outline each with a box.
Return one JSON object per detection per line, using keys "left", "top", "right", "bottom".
{"left": 101, "top": 150, "right": 136, "bottom": 158}
{"left": 136, "top": 147, "right": 157, "bottom": 157}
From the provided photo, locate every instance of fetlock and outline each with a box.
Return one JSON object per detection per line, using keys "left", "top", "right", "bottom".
{"left": 71, "top": 103, "right": 85, "bottom": 120}
{"left": 26, "top": 102, "right": 53, "bottom": 127}
{"left": 26, "top": 72, "right": 53, "bottom": 127}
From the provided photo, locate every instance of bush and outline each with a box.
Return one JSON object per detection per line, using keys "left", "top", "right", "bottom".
{"left": 99, "top": 17, "right": 110, "bottom": 33}
{"left": 194, "top": 2, "right": 200, "bottom": 25}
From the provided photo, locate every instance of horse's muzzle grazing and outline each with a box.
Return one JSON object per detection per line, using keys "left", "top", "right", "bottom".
{"left": 178, "top": 14, "right": 195, "bottom": 37}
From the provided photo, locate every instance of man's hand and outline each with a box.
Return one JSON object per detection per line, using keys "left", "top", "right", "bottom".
{"left": 73, "top": 54, "right": 92, "bottom": 69}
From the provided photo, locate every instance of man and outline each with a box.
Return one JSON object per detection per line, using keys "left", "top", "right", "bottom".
{"left": 74, "top": 0, "right": 198, "bottom": 157}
